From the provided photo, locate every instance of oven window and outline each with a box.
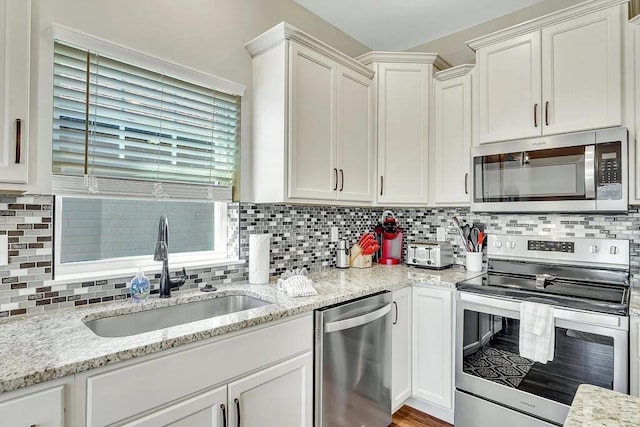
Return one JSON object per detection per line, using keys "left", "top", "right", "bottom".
{"left": 461, "top": 310, "right": 614, "bottom": 406}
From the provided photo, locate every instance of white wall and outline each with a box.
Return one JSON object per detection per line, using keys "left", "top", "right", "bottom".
{"left": 408, "top": 0, "right": 585, "bottom": 65}
{"left": 23, "top": 0, "right": 369, "bottom": 197}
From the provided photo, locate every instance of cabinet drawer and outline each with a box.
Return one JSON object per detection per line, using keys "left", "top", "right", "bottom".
{"left": 0, "top": 385, "right": 64, "bottom": 427}
{"left": 82, "top": 314, "right": 312, "bottom": 426}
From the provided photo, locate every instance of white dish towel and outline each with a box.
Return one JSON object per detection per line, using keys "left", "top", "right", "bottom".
{"left": 519, "top": 301, "right": 555, "bottom": 364}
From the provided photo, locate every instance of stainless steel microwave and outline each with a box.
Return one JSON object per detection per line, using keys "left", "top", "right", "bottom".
{"left": 471, "top": 127, "right": 628, "bottom": 213}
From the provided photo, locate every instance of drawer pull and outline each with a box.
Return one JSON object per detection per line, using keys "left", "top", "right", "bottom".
{"left": 15, "top": 119, "right": 21, "bottom": 164}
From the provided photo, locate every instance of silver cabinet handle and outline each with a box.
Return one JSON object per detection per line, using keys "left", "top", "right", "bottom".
{"left": 533, "top": 103, "right": 538, "bottom": 128}
{"left": 392, "top": 301, "right": 398, "bottom": 325}
{"left": 325, "top": 303, "right": 391, "bottom": 333}
{"left": 15, "top": 119, "right": 21, "bottom": 164}
{"left": 339, "top": 169, "right": 344, "bottom": 191}
{"left": 333, "top": 168, "right": 338, "bottom": 191}
{"left": 464, "top": 173, "right": 469, "bottom": 195}
{"left": 380, "top": 176, "right": 384, "bottom": 196}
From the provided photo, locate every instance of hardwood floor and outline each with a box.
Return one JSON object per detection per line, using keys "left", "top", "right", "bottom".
{"left": 390, "top": 405, "right": 453, "bottom": 427}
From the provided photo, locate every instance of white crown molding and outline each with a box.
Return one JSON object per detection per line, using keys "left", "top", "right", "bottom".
{"left": 434, "top": 64, "right": 475, "bottom": 81}
{"left": 467, "top": 0, "right": 628, "bottom": 51}
{"left": 245, "top": 22, "right": 374, "bottom": 79}
{"left": 356, "top": 51, "right": 451, "bottom": 71}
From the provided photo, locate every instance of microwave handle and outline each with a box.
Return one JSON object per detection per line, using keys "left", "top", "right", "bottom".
{"left": 585, "top": 145, "right": 596, "bottom": 199}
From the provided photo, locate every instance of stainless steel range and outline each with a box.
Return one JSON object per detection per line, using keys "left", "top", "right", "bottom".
{"left": 455, "top": 234, "right": 630, "bottom": 427}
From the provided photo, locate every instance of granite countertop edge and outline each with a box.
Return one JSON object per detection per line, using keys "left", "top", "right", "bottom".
{"left": 0, "top": 264, "right": 481, "bottom": 394}
{"left": 564, "top": 384, "right": 640, "bottom": 426}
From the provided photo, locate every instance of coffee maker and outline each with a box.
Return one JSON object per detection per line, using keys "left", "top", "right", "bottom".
{"left": 375, "top": 210, "right": 403, "bottom": 265}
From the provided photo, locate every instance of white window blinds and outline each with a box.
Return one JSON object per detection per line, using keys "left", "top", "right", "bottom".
{"left": 52, "top": 42, "right": 240, "bottom": 198}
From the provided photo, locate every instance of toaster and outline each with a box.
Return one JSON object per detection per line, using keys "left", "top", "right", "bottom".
{"left": 406, "top": 242, "right": 453, "bottom": 269}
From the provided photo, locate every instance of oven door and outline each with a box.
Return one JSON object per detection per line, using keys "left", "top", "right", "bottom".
{"left": 456, "top": 292, "right": 628, "bottom": 426}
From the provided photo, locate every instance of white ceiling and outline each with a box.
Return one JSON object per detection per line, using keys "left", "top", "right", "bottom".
{"left": 294, "top": 0, "right": 546, "bottom": 51}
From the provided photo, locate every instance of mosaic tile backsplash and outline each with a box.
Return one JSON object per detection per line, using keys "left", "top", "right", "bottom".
{"left": 2, "top": 195, "right": 640, "bottom": 317}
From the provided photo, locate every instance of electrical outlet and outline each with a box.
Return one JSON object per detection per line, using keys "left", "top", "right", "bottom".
{"left": 436, "top": 227, "right": 446, "bottom": 242}
{"left": 330, "top": 226, "right": 339, "bottom": 242}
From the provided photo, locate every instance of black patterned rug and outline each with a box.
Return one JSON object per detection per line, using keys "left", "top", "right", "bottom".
{"left": 463, "top": 346, "right": 534, "bottom": 388}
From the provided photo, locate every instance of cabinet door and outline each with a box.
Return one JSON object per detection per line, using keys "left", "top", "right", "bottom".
{"left": 0, "top": 0, "right": 30, "bottom": 183}
{"left": 392, "top": 286, "right": 412, "bottom": 411}
{"left": 288, "top": 42, "right": 338, "bottom": 200}
{"left": 228, "top": 352, "right": 313, "bottom": 427}
{"left": 477, "top": 32, "right": 541, "bottom": 144}
{"left": 377, "top": 63, "right": 430, "bottom": 204}
{"left": 336, "top": 66, "right": 373, "bottom": 202}
{"left": 631, "top": 317, "right": 639, "bottom": 397}
{"left": 412, "top": 286, "right": 453, "bottom": 409}
{"left": 433, "top": 73, "right": 472, "bottom": 205}
{"left": 541, "top": 6, "right": 622, "bottom": 135}
{"left": 0, "top": 385, "right": 64, "bottom": 427}
{"left": 122, "top": 385, "right": 227, "bottom": 427}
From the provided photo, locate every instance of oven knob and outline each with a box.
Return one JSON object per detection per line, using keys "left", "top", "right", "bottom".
{"left": 506, "top": 241, "right": 516, "bottom": 249}
{"left": 493, "top": 240, "right": 502, "bottom": 248}
{"left": 610, "top": 246, "right": 619, "bottom": 255}
{"left": 412, "top": 258, "right": 418, "bottom": 264}
{"left": 427, "top": 260, "right": 432, "bottom": 265}
{"left": 589, "top": 244, "right": 599, "bottom": 254}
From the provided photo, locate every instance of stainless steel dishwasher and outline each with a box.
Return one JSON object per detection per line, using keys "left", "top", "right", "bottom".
{"left": 315, "top": 291, "right": 392, "bottom": 427}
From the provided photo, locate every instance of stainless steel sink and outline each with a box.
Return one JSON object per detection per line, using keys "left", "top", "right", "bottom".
{"left": 85, "top": 295, "right": 272, "bottom": 338}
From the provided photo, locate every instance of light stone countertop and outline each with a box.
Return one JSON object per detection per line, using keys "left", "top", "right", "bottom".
{"left": 0, "top": 264, "right": 481, "bottom": 394}
{"left": 564, "top": 384, "right": 640, "bottom": 426}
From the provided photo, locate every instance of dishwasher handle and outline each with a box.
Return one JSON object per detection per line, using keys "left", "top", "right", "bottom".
{"left": 324, "top": 303, "right": 391, "bottom": 333}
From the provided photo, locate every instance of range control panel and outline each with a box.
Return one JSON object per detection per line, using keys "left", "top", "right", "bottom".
{"left": 487, "top": 234, "right": 629, "bottom": 268}
{"left": 527, "top": 240, "right": 575, "bottom": 253}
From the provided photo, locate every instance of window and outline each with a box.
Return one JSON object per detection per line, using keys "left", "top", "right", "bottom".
{"left": 51, "top": 32, "right": 244, "bottom": 278}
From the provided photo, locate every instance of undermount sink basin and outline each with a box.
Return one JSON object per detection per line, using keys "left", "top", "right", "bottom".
{"left": 85, "top": 295, "right": 272, "bottom": 338}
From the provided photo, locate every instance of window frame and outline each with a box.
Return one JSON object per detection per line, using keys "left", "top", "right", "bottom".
{"left": 48, "top": 25, "right": 245, "bottom": 280}
{"left": 53, "top": 196, "right": 230, "bottom": 278}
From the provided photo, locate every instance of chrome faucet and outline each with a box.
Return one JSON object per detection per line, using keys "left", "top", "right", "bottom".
{"left": 154, "top": 215, "right": 186, "bottom": 298}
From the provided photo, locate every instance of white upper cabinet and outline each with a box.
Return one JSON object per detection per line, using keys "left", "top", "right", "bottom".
{"left": 432, "top": 65, "right": 474, "bottom": 206}
{"left": 358, "top": 52, "right": 448, "bottom": 205}
{"left": 541, "top": 6, "right": 622, "bottom": 135}
{"left": 0, "top": 0, "right": 30, "bottom": 185}
{"left": 246, "top": 23, "right": 374, "bottom": 205}
{"left": 477, "top": 32, "right": 541, "bottom": 143}
{"left": 470, "top": 0, "right": 625, "bottom": 144}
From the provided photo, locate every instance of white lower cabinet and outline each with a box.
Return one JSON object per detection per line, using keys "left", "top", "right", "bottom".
{"left": 411, "top": 286, "right": 454, "bottom": 420}
{"left": 0, "top": 383, "right": 65, "bottom": 427}
{"left": 631, "top": 316, "right": 639, "bottom": 397}
{"left": 392, "top": 286, "right": 412, "bottom": 411}
{"left": 76, "top": 314, "right": 313, "bottom": 427}
{"left": 228, "top": 352, "right": 313, "bottom": 427}
{"left": 123, "top": 386, "right": 228, "bottom": 427}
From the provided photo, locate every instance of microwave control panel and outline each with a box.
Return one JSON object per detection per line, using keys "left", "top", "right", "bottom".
{"left": 599, "top": 152, "right": 620, "bottom": 185}
{"left": 596, "top": 141, "right": 623, "bottom": 200}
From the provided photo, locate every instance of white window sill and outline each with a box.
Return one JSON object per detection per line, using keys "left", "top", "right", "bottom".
{"left": 45, "top": 259, "right": 246, "bottom": 287}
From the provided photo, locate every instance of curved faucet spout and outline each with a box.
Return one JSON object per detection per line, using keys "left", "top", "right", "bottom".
{"left": 154, "top": 215, "right": 185, "bottom": 298}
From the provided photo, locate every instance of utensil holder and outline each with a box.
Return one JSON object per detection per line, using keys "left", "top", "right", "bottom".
{"left": 466, "top": 252, "right": 483, "bottom": 272}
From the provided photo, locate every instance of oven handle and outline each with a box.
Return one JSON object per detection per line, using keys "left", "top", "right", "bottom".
{"left": 458, "top": 292, "right": 621, "bottom": 328}
{"left": 585, "top": 144, "right": 596, "bottom": 199}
